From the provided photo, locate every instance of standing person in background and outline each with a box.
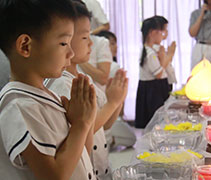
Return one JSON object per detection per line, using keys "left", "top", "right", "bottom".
{"left": 189, "top": 0, "right": 211, "bottom": 69}
{"left": 153, "top": 16, "right": 177, "bottom": 92}
{"left": 96, "top": 30, "right": 136, "bottom": 149}
{"left": 0, "top": 49, "right": 10, "bottom": 90}
{"left": 82, "top": 0, "right": 110, "bottom": 35}
{"left": 135, "top": 17, "right": 175, "bottom": 129}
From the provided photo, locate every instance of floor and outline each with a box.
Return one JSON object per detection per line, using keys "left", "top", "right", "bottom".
{"left": 108, "top": 126, "right": 144, "bottom": 171}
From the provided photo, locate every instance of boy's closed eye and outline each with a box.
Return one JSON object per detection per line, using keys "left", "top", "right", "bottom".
{"left": 60, "top": 42, "right": 68, "bottom": 46}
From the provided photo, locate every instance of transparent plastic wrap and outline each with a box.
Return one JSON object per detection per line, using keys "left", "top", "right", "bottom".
{"left": 144, "top": 100, "right": 205, "bottom": 135}
{"left": 113, "top": 150, "right": 204, "bottom": 180}
{"left": 144, "top": 98, "right": 190, "bottom": 134}
{"left": 149, "top": 122, "right": 203, "bottom": 152}
{"left": 112, "top": 162, "right": 191, "bottom": 180}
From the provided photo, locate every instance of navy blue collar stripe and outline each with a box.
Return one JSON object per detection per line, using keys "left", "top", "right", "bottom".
{"left": 0, "top": 88, "right": 63, "bottom": 108}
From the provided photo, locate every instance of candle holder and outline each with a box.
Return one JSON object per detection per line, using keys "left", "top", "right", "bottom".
{"left": 186, "top": 102, "right": 202, "bottom": 123}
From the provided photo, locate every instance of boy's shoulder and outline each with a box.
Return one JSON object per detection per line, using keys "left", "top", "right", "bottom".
{"left": 0, "top": 81, "right": 64, "bottom": 113}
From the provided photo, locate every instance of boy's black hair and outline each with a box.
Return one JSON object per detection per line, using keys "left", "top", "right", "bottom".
{"left": 96, "top": 30, "right": 117, "bottom": 42}
{"left": 0, "top": 0, "right": 77, "bottom": 56}
{"left": 71, "top": 0, "right": 92, "bottom": 21}
{"left": 140, "top": 17, "right": 162, "bottom": 66}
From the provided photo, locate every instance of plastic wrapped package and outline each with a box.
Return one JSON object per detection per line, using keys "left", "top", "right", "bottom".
{"left": 144, "top": 99, "right": 204, "bottom": 135}
{"left": 113, "top": 150, "right": 204, "bottom": 180}
{"left": 149, "top": 122, "right": 203, "bottom": 152}
{"left": 144, "top": 98, "right": 190, "bottom": 134}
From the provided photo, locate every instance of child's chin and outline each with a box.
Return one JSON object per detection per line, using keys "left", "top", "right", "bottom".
{"left": 79, "top": 59, "right": 89, "bottom": 64}
{"left": 53, "top": 72, "right": 63, "bottom": 78}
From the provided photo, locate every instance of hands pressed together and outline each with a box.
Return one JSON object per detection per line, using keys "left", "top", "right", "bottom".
{"left": 105, "top": 69, "right": 129, "bottom": 108}
{"left": 158, "top": 41, "right": 176, "bottom": 67}
{"left": 61, "top": 74, "right": 97, "bottom": 128}
{"left": 61, "top": 69, "right": 128, "bottom": 131}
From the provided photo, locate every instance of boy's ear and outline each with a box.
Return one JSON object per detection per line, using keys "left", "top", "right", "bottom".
{"left": 16, "top": 34, "right": 32, "bottom": 58}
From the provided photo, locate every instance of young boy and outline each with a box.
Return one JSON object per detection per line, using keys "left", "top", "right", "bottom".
{"left": 45, "top": 1, "right": 128, "bottom": 180}
{"left": 0, "top": 0, "right": 97, "bottom": 179}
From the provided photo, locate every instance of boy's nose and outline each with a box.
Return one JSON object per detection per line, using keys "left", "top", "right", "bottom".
{"left": 89, "top": 37, "right": 93, "bottom": 47}
{"left": 67, "top": 46, "right": 75, "bottom": 60}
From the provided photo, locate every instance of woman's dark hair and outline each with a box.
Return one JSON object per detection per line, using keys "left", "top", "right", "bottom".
{"left": 71, "top": 0, "right": 92, "bottom": 20}
{"left": 96, "top": 30, "right": 117, "bottom": 42}
{"left": 140, "top": 17, "right": 162, "bottom": 66}
{"left": 204, "top": 0, "right": 208, "bottom": 4}
{"left": 0, "top": 0, "right": 77, "bottom": 56}
{"left": 96, "top": 30, "right": 117, "bottom": 62}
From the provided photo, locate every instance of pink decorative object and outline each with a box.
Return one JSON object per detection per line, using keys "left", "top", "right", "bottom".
{"left": 206, "top": 126, "right": 211, "bottom": 144}
{"left": 203, "top": 103, "right": 211, "bottom": 116}
{"left": 195, "top": 165, "right": 211, "bottom": 180}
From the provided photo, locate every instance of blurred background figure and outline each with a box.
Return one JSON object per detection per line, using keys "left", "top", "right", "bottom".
{"left": 0, "top": 49, "right": 10, "bottom": 90}
{"left": 78, "top": 35, "right": 112, "bottom": 92}
{"left": 96, "top": 30, "right": 119, "bottom": 77}
{"left": 82, "top": 0, "right": 110, "bottom": 35}
{"left": 96, "top": 30, "right": 136, "bottom": 149}
{"left": 189, "top": 0, "right": 211, "bottom": 69}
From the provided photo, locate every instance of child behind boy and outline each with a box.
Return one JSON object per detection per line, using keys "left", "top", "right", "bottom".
{"left": 0, "top": 0, "right": 97, "bottom": 179}
{"left": 96, "top": 30, "right": 137, "bottom": 149}
{"left": 45, "top": 1, "right": 128, "bottom": 180}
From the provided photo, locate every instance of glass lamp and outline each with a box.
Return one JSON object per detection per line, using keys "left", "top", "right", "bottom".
{"left": 185, "top": 58, "right": 211, "bottom": 116}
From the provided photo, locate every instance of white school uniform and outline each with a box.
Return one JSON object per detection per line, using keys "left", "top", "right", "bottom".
{"left": 135, "top": 46, "right": 169, "bottom": 128}
{"left": 0, "top": 81, "right": 95, "bottom": 180}
{"left": 84, "top": 35, "right": 112, "bottom": 92}
{"left": 46, "top": 70, "right": 112, "bottom": 180}
{"left": 139, "top": 46, "right": 168, "bottom": 81}
{"left": 82, "top": 0, "right": 109, "bottom": 31}
{"left": 189, "top": 9, "right": 211, "bottom": 68}
{"left": 153, "top": 44, "right": 177, "bottom": 84}
{"left": 105, "top": 62, "right": 137, "bottom": 149}
{"left": 109, "top": 61, "right": 120, "bottom": 78}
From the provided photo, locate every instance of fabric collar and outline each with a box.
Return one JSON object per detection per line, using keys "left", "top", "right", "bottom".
{"left": 0, "top": 81, "right": 66, "bottom": 112}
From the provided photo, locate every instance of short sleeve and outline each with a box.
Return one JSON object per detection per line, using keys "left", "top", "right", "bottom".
{"left": 0, "top": 102, "right": 31, "bottom": 168}
{"left": 96, "top": 38, "right": 112, "bottom": 64}
{"left": 189, "top": 10, "right": 198, "bottom": 28}
{"left": 147, "top": 53, "right": 163, "bottom": 77}
{"left": 0, "top": 99, "right": 59, "bottom": 168}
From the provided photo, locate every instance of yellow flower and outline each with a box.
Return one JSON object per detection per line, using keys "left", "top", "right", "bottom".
{"left": 187, "top": 149, "right": 203, "bottom": 159}
{"left": 164, "top": 122, "right": 202, "bottom": 131}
